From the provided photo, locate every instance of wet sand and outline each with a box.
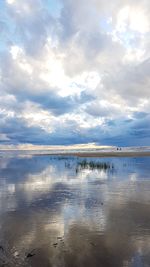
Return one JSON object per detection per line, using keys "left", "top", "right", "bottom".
{"left": 35, "top": 151, "right": 150, "bottom": 158}
{"left": 72, "top": 151, "right": 150, "bottom": 157}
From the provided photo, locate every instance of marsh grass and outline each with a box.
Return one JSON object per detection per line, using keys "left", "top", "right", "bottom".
{"left": 77, "top": 160, "right": 114, "bottom": 171}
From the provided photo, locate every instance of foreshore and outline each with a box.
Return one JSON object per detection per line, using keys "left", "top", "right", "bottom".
{"left": 34, "top": 151, "right": 150, "bottom": 158}
{"left": 1, "top": 149, "right": 150, "bottom": 158}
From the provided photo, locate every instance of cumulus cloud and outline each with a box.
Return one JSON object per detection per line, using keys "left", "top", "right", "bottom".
{"left": 0, "top": 0, "right": 150, "bottom": 146}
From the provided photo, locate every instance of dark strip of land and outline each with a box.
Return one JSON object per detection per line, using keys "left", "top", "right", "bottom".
{"left": 34, "top": 151, "right": 150, "bottom": 158}
{"left": 72, "top": 151, "right": 150, "bottom": 157}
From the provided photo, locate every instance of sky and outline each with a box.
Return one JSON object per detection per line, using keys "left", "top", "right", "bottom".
{"left": 0, "top": 0, "right": 150, "bottom": 147}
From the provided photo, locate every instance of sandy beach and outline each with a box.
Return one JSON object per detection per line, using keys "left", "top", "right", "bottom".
{"left": 35, "top": 151, "right": 150, "bottom": 158}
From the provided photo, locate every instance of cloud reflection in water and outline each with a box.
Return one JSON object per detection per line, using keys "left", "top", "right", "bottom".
{"left": 0, "top": 155, "right": 150, "bottom": 266}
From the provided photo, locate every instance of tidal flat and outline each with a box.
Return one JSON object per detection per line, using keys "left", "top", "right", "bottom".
{"left": 0, "top": 153, "right": 150, "bottom": 266}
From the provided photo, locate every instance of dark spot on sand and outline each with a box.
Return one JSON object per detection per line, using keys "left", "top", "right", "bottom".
{"left": 26, "top": 252, "right": 36, "bottom": 258}
{"left": 57, "top": 236, "right": 63, "bottom": 240}
{"left": 0, "top": 246, "right": 4, "bottom": 252}
{"left": 53, "top": 243, "right": 58, "bottom": 247}
{"left": 26, "top": 249, "right": 35, "bottom": 258}
{"left": 90, "top": 242, "right": 96, "bottom": 247}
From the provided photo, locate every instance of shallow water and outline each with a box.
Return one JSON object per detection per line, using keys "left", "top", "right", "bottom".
{"left": 0, "top": 154, "right": 150, "bottom": 266}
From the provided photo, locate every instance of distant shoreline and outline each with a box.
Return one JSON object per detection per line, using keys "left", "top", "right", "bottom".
{"left": 33, "top": 151, "right": 150, "bottom": 158}
{"left": 1, "top": 150, "right": 150, "bottom": 158}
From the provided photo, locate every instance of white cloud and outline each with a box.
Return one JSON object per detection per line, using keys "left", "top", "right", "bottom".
{"left": 123, "top": 48, "right": 145, "bottom": 63}
{"left": 129, "top": 7, "right": 149, "bottom": 33}
{"left": 6, "top": 0, "right": 15, "bottom": 4}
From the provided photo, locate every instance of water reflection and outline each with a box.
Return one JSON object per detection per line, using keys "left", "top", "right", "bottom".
{"left": 0, "top": 154, "right": 150, "bottom": 266}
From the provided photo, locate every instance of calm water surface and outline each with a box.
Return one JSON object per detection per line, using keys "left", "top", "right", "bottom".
{"left": 0, "top": 153, "right": 150, "bottom": 266}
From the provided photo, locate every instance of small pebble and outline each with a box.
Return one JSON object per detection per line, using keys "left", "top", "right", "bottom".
{"left": 26, "top": 253, "right": 35, "bottom": 258}
{"left": 14, "top": 251, "right": 19, "bottom": 257}
{"left": 57, "top": 237, "right": 62, "bottom": 240}
{"left": 90, "top": 242, "right": 96, "bottom": 247}
{"left": 0, "top": 246, "right": 4, "bottom": 252}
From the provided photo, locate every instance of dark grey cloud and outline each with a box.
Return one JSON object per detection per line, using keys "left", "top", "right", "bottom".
{"left": 0, "top": 116, "right": 49, "bottom": 144}
{"left": 0, "top": 113, "right": 91, "bottom": 145}
{"left": 100, "top": 115, "right": 150, "bottom": 146}
{"left": 0, "top": 97, "right": 150, "bottom": 147}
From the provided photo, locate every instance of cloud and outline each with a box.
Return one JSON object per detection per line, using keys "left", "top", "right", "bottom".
{"left": 0, "top": 0, "right": 150, "bottom": 146}
{"left": 5, "top": 0, "right": 56, "bottom": 56}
